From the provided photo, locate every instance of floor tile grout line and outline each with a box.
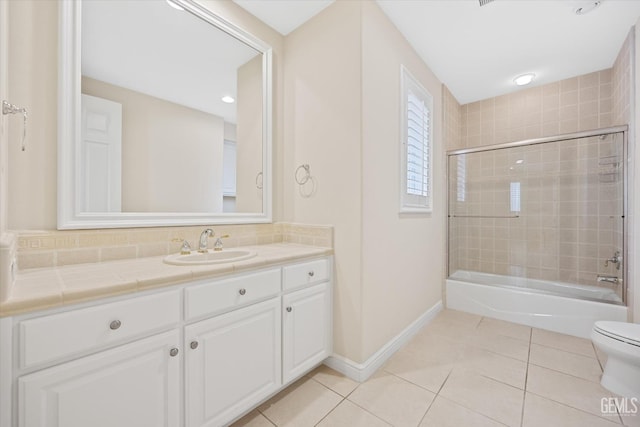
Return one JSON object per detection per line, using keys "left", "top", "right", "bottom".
{"left": 521, "top": 327, "right": 533, "bottom": 427}
{"left": 435, "top": 389, "right": 512, "bottom": 426}
{"left": 382, "top": 368, "right": 444, "bottom": 395}
{"left": 592, "top": 341, "right": 606, "bottom": 371}
{"left": 525, "top": 390, "right": 626, "bottom": 425}
{"left": 531, "top": 340, "right": 599, "bottom": 359}
{"left": 312, "top": 396, "right": 346, "bottom": 426}
{"left": 528, "top": 361, "right": 607, "bottom": 384}
{"left": 308, "top": 374, "right": 358, "bottom": 399}
{"left": 342, "top": 396, "right": 395, "bottom": 426}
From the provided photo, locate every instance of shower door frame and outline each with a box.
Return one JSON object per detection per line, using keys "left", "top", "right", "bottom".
{"left": 445, "top": 125, "right": 629, "bottom": 305}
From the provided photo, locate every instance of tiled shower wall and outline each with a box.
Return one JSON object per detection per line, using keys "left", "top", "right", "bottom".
{"left": 445, "top": 66, "right": 627, "bottom": 296}
{"left": 448, "top": 134, "right": 624, "bottom": 294}
{"left": 458, "top": 69, "right": 614, "bottom": 150}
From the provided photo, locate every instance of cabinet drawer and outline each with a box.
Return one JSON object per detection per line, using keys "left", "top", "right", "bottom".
{"left": 19, "top": 290, "right": 180, "bottom": 369}
{"left": 283, "top": 258, "right": 329, "bottom": 291}
{"left": 185, "top": 268, "right": 281, "bottom": 321}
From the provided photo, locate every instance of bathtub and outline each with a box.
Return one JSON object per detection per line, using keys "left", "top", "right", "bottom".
{"left": 446, "top": 270, "right": 628, "bottom": 339}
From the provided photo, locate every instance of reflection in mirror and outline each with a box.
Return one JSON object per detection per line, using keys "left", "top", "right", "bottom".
{"left": 58, "top": 0, "right": 272, "bottom": 229}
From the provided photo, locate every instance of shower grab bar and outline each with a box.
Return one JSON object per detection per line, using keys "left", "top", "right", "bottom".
{"left": 449, "top": 214, "right": 520, "bottom": 219}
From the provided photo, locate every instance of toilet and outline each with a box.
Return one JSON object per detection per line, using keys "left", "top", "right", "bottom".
{"left": 591, "top": 321, "right": 640, "bottom": 398}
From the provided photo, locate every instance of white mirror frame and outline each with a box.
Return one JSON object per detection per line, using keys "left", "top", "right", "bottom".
{"left": 58, "top": 0, "right": 273, "bottom": 229}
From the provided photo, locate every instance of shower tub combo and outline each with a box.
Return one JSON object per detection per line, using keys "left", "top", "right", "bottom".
{"left": 446, "top": 127, "right": 628, "bottom": 338}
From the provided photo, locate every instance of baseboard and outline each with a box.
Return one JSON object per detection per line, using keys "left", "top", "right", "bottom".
{"left": 324, "top": 300, "right": 443, "bottom": 382}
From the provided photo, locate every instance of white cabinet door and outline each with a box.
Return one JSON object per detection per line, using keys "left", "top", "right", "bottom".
{"left": 185, "top": 297, "right": 281, "bottom": 427}
{"left": 282, "top": 282, "right": 332, "bottom": 384}
{"left": 18, "top": 330, "right": 180, "bottom": 427}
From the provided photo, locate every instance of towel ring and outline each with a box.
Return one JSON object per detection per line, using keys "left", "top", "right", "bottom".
{"left": 295, "top": 164, "right": 311, "bottom": 185}
{"left": 255, "top": 171, "right": 263, "bottom": 190}
{"left": 2, "top": 100, "right": 28, "bottom": 151}
{"left": 299, "top": 176, "right": 317, "bottom": 198}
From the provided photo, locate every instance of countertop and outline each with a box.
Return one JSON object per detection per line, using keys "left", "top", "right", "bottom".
{"left": 0, "top": 243, "right": 333, "bottom": 317}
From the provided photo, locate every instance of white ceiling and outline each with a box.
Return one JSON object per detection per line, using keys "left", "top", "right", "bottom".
{"left": 83, "top": 0, "right": 261, "bottom": 124}
{"left": 233, "top": 0, "right": 640, "bottom": 105}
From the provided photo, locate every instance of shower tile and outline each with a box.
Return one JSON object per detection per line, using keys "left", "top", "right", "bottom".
{"left": 560, "top": 76, "right": 579, "bottom": 92}
{"left": 560, "top": 119, "right": 579, "bottom": 134}
{"left": 580, "top": 101, "right": 598, "bottom": 118}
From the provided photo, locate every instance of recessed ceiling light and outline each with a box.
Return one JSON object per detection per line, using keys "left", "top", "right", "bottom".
{"left": 575, "top": 1, "right": 602, "bottom": 15}
{"left": 166, "top": 0, "right": 184, "bottom": 11}
{"left": 515, "top": 159, "right": 524, "bottom": 164}
{"left": 514, "top": 73, "right": 536, "bottom": 86}
{"left": 221, "top": 96, "right": 235, "bottom": 104}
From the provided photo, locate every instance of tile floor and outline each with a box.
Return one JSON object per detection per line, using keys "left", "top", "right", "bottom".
{"left": 232, "top": 309, "right": 640, "bottom": 427}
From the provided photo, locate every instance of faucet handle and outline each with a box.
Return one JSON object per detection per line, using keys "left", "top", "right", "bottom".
{"left": 213, "top": 235, "right": 230, "bottom": 251}
{"left": 172, "top": 238, "right": 192, "bottom": 255}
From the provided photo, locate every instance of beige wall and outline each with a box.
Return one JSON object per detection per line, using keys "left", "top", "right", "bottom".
{"left": 82, "top": 77, "right": 225, "bottom": 213}
{"left": 0, "top": 0, "right": 8, "bottom": 234}
{"left": 6, "top": 0, "right": 284, "bottom": 229}
{"left": 284, "top": 0, "right": 446, "bottom": 363}
{"left": 7, "top": 0, "right": 58, "bottom": 229}
{"left": 235, "top": 55, "right": 263, "bottom": 213}
{"left": 360, "top": 1, "right": 445, "bottom": 359}
{"left": 284, "top": 0, "right": 365, "bottom": 361}
{"left": 634, "top": 21, "right": 639, "bottom": 324}
{"left": 612, "top": 27, "right": 635, "bottom": 321}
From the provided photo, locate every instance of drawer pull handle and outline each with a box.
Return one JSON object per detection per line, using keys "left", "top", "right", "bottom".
{"left": 286, "top": 306, "right": 292, "bottom": 312}
{"left": 190, "top": 341, "right": 199, "bottom": 350}
{"left": 239, "top": 288, "right": 246, "bottom": 296}
{"left": 169, "top": 348, "right": 179, "bottom": 357}
{"left": 308, "top": 271, "right": 315, "bottom": 277}
{"left": 109, "top": 320, "right": 121, "bottom": 330}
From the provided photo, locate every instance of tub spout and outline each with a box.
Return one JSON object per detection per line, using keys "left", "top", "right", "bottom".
{"left": 597, "top": 275, "right": 619, "bottom": 284}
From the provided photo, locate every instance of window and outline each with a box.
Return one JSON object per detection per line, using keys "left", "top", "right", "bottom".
{"left": 400, "top": 66, "right": 433, "bottom": 213}
{"left": 510, "top": 181, "right": 521, "bottom": 213}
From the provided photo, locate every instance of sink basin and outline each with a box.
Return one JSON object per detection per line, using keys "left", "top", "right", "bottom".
{"left": 163, "top": 250, "right": 256, "bottom": 266}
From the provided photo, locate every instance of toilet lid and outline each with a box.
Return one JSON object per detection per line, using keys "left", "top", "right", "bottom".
{"left": 594, "top": 321, "right": 640, "bottom": 346}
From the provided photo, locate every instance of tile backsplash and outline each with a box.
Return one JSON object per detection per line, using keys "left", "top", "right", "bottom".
{"left": 16, "top": 223, "right": 333, "bottom": 270}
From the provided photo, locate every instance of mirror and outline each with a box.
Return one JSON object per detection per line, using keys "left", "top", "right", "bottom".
{"left": 58, "top": 0, "right": 272, "bottom": 229}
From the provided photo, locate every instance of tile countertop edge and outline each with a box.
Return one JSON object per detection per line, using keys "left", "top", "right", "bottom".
{"left": 0, "top": 244, "right": 334, "bottom": 318}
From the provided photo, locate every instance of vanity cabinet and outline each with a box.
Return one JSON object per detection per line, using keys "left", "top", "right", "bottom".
{"left": 185, "top": 298, "right": 281, "bottom": 427}
{"left": 18, "top": 330, "right": 181, "bottom": 427}
{"left": 282, "top": 282, "right": 332, "bottom": 384}
{"left": 2, "top": 256, "right": 332, "bottom": 427}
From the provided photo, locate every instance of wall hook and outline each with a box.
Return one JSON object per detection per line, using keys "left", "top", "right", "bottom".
{"left": 2, "top": 100, "right": 28, "bottom": 151}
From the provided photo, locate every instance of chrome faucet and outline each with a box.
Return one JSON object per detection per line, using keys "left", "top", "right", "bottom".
{"left": 604, "top": 251, "right": 622, "bottom": 270}
{"left": 597, "top": 275, "right": 619, "bottom": 284}
{"left": 198, "top": 229, "right": 214, "bottom": 253}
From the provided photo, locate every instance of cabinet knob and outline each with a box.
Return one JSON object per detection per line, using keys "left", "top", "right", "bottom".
{"left": 286, "top": 306, "right": 292, "bottom": 312}
{"left": 109, "top": 320, "right": 121, "bottom": 330}
{"left": 239, "top": 288, "right": 246, "bottom": 296}
{"left": 308, "top": 271, "right": 315, "bottom": 277}
{"left": 190, "top": 341, "right": 199, "bottom": 350}
{"left": 169, "top": 348, "right": 179, "bottom": 357}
